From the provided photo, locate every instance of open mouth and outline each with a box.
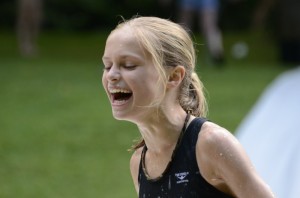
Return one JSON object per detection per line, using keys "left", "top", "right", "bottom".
{"left": 109, "top": 89, "right": 133, "bottom": 103}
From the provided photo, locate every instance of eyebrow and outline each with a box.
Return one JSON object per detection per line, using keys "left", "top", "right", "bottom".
{"left": 102, "top": 54, "right": 143, "bottom": 62}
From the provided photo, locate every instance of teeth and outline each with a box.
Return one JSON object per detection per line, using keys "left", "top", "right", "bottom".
{"left": 113, "top": 100, "right": 128, "bottom": 105}
{"left": 109, "top": 88, "right": 132, "bottom": 94}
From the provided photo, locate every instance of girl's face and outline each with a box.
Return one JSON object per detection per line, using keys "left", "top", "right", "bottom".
{"left": 102, "top": 26, "right": 164, "bottom": 121}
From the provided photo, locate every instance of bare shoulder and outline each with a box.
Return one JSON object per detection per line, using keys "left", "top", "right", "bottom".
{"left": 196, "top": 121, "right": 275, "bottom": 197}
{"left": 130, "top": 147, "right": 143, "bottom": 194}
{"left": 196, "top": 121, "right": 247, "bottom": 167}
{"left": 198, "top": 121, "right": 239, "bottom": 151}
{"left": 130, "top": 147, "right": 142, "bottom": 170}
{"left": 196, "top": 121, "right": 243, "bottom": 187}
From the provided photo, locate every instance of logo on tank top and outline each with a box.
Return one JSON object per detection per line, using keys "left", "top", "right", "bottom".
{"left": 175, "top": 172, "right": 189, "bottom": 184}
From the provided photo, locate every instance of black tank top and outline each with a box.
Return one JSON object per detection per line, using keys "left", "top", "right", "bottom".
{"left": 138, "top": 118, "right": 233, "bottom": 198}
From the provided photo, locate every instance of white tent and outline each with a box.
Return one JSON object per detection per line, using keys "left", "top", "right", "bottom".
{"left": 236, "top": 67, "right": 300, "bottom": 198}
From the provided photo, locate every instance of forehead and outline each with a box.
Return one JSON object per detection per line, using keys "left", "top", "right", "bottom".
{"left": 104, "top": 26, "right": 146, "bottom": 58}
{"left": 108, "top": 25, "right": 135, "bottom": 44}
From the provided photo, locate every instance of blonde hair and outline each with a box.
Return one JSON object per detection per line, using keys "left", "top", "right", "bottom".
{"left": 112, "top": 16, "right": 208, "bottom": 149}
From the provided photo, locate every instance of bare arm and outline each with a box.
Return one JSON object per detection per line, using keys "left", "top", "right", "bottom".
{"left": 130, "top": 147, "right": 142, "bottom": 195}
{"left": 196, "top": 122, "right": 275, "bottom": 198}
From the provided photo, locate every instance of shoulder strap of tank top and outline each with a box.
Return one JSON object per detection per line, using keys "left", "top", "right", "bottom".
{"left": 183, "top": 117, "right": 207, "bottom": 145}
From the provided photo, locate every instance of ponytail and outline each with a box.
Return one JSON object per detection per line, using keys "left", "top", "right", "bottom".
{"left": 179, "top": 70, "right": 208, "bottom": 117}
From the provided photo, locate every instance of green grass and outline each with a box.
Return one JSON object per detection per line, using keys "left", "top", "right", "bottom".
{"left": 0, "top": 30, "right": 286, "bottom": 197}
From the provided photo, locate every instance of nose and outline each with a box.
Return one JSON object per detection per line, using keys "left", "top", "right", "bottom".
{"left": 106, "top": 65, "right": 121, "bottom": 83}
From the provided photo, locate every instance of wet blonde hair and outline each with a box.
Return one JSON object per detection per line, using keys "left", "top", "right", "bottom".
{"left": 112, "top": 16, "right": 208, "bottom": 149}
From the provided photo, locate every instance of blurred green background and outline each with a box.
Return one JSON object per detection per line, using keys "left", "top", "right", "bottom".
{"left": 0, "top": 0, "right": 292, "bottom": 197}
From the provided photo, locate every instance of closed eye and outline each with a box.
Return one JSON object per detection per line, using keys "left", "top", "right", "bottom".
{"left": 102, "top": 64, "right": 112, "bottom": 71}
{"left": 123, "top": 65, "right": 137, "bottom": 70}
{"left": 103, "top": 67, "right": 111, "bottom": 71}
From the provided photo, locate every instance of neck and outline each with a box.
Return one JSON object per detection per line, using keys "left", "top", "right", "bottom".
{"left": 137, "top": 107, "right": 188, "bottom": 153}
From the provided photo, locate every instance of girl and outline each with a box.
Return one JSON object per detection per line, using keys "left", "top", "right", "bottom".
{"left": 102, "top": 16, "right": 275, "bottom": 197}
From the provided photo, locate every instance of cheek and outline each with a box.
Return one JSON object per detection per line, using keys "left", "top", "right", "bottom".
{"left": 101, "top": 72, "right": 109, "bottom": 96}
{"left": 101, "top": 72, "right": 107, "bottom": 87}
{"left": 133, "top": 77, "right": 164, "bottom": 103}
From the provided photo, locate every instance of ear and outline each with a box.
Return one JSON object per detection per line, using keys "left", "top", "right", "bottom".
{"left": 167, "top": 66, "right": 185, "bottom": 88}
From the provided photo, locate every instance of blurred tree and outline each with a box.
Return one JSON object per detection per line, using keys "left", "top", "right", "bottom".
{"left": 0, "top": 0, "right": 17, "bottom": 29}
{"left": 0, "top": 0, "right": 265, "bottom": 32}
{"left": 253, "top": 0, "right": 300, "bottom": 64}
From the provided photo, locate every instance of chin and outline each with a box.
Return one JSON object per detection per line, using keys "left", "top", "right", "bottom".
{"left": 112, "top": 111, "right": 131, "bottom": 121}
{"left": 112, "top": 111, "right": 144, "bottom": 123}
